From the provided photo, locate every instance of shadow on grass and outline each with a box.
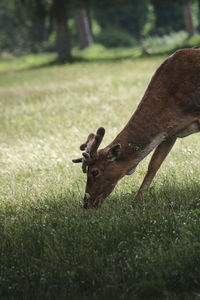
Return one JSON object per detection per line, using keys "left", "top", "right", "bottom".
{"left": 0, "top": 54, "right": 139, "bottom": 77}
{"left": 20, "top": 38, "right": 200, "bottom": 72}
{"left": 1, "top": 178, "right": 200, "bottom": 299}
{"left": 0, "top": 47, "right": 173, "bottom": 74}
{"left": 14, "top": 53, "right": 141, "bottom": 72}
{"left": 3, "top": 49, "right": 186, "bottom": 75}
{"left": 1, "top": 36, "right": 199, "bottom": 75}
{"left": 114, "top": 177, "right": 200, "bottom": 211}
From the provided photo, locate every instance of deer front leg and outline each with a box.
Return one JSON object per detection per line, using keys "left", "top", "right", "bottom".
{"left": 135, "top": 137, "right": 177, "bottom": 200}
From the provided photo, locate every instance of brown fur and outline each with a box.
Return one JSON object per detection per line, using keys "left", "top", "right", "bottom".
{"left": 73, "top": 48, "right": 200, "bottom": 208}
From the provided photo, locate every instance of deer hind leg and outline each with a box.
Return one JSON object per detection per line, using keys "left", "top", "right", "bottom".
{"left": 135, "top": 136, "right": 177, "bottom": 200}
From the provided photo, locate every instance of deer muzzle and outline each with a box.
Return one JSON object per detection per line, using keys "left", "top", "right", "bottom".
{"left": 83, "top": 192, "right": 91, "bottom": 209}
{"left": 83, "top": 192, "right": 104, "bottom": 209}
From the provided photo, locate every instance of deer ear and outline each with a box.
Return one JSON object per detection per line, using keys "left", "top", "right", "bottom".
{"left": 106, "top": 144, "right": 121, "bottom": 162}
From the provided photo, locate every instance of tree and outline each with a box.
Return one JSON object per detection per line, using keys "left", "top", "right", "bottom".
{"left": 16, "top": 0, "right": 51, "bottom": 52}
{"left": 52, "top": 0, "right": 71, "bottom": 61}
{"left": 0, "top": 0, "right": 33, "bottom": 54}
{"left": 94, "top": 0, "right": 150, "bottom": 40}
{"left": 151, "top": 0, "right": 184, "bottom": 35}
{"left": 183, "top": 0, "right": 196, "bottom": 36}
{"left": 74, "top": 9, "right": 93, "bottom": 48}
{"left": 198, "top": 0, "right": 200, "bottom": 31}
{"left": 16, "top": 0, "right": 71, "bottom": 60}
{"left": 33, "top": 0, "right": 48, "bottom": 46}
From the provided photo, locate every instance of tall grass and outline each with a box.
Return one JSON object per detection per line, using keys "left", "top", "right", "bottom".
{"left": 0, "top": 51, "right": 200, "bottom": 299}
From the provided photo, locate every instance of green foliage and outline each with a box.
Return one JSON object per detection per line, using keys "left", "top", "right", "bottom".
{"left": 0, "top": 53, "right": 200, "bottom": 299}
{"left": 151, "top": 0, "right": 184, "bottom": 35}
{"left": 142, "top": 31, "right": 188, "bottom": 53}
{"left": 0, "top": 0, "right": 52, "bottom": 54}
{"left": 96, "top": 27, "right": 138, "bottom": 48}
{"left": 94, "top": 1, "right": 151, "bottom": 39}
{"left": 186, "top": 33, "right": 200, "bottom": 46}
{"left": 0, "top": 0, "right": 31, "bottom": 54}
{"left": 0, "top": 0, "right": 200, "bottom": 57}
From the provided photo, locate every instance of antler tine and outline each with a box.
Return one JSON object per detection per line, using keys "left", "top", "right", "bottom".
{"left": 89, "top": 127, "right": 105, "bottom": 156}
{"left": 80, "top": 127, "right": 105, "bottom": 157}
{"left": 80, "top": 133, "right": 95, "bottom": 151}
{"left": 72, "top": 127, "right": 105, "bottom": 171}
{"left": 72, "top": 133, "right": 95, "bottom": 165}
{"left": 72, "top": 157, "right": 83, "bottom": 163}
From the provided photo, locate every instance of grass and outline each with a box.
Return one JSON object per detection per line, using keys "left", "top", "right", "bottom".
{"left": 0, "top": 49, "right": 200, "bottom": 299}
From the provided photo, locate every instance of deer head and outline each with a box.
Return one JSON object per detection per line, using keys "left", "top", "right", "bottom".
{"left": 72, "top": 127, "right": 122, "bottom": 209}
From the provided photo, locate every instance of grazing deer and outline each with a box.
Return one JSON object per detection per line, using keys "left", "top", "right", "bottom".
{"left": 73, "top": 48, "right": 200, "bottom": 209}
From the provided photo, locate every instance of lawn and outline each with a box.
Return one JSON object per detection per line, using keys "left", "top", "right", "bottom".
{"left": 0, "top": 52, "right": 200, "bottom": 299}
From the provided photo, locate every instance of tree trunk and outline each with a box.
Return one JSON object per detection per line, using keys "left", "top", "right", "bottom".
{"left": 53, "top": 0, "right": 71, "bottom": 61}
{"left": 183, "top": 0, "right": 196, "bottom": 36}
{"left": 35, "top": 0, "right": 48, "bottom": 44}
{"left": 56, "top": 16, "right": 71, "bottom": 61}
{"left": 74, "top": 9, "right": 93, "bottom": 49}
{"left": 36, "top": 16, "right": 48, "bottom": 44}
{"left": 198, "top": 0, "right": 200, "bottom": 31}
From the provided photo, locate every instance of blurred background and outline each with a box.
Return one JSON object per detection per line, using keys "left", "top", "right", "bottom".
{"left": 0, "top": 0, "right": 200, "bottom": 61}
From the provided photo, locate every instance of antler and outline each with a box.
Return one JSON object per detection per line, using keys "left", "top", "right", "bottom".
{"left": 72, "top": 127, "right": 105, "bottom": 173}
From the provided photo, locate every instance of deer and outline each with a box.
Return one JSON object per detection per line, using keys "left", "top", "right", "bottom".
{"left": 72, "top": 48, "right": 200, "bottom": 209}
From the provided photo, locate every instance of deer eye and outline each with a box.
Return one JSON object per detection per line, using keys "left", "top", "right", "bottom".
{"left": 92, "top": 170, "right": 99, "bottom": 177}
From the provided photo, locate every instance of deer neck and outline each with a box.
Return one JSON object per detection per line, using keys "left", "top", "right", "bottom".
{"left": 117, "top": 130, "right": 165, "bottom": 176}
{"left": 108, "top": 93, "right": 176, "bottom": 175}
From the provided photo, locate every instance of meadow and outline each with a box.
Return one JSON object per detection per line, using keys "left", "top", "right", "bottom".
{"left": 0, "top": 50, "right": 200, "bottom": 299}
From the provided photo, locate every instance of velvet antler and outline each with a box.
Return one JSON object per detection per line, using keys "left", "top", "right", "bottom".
{"left": 72, "top": 127, "right": 105, "bottom": 173}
